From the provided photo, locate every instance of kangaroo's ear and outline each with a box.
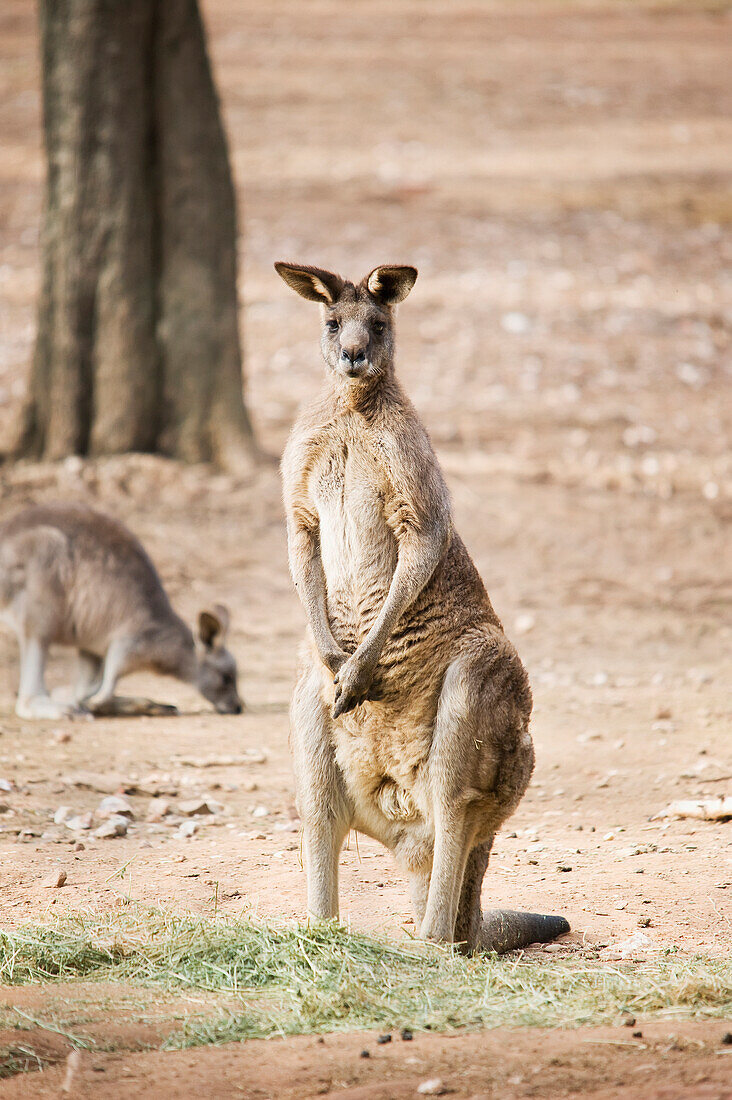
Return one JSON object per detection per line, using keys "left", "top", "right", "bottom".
{"left": 275, "top": 262, "right": 344, "bottom": 304}
{"left": 364, "top": 265, "right": 418, "bottom": 305}
{"left": 198, "top": 608, "right": 226, "bottom": 649}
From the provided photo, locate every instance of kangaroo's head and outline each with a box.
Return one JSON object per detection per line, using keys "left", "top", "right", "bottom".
{"left": 275, "top": 263, "right": 417, "bottom": 386}
{"left": 195, "top": 604, "right": 242, "bottom": 714}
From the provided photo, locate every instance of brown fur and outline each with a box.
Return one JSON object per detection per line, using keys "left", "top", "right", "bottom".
{"left": 278, "top": 262, "right": 568, "bottom": 950}
{"left": 0, "top": 504, "right": 242, "bottom": 718}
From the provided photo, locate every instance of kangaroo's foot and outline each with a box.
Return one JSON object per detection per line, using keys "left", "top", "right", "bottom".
{"left": 87, "top": 696, "right": 179, "bottom": 718}
{"left": 16, "top": 695, "right": 90, "bottom": 721}
{"left": 479, "top": 910, "right": 570, "bottom": 954}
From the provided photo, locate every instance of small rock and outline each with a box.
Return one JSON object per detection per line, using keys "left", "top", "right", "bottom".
{"left": 0, "top": 779, "right": 13, "bottom": 793}
{"left": 52, "top": 729, "right": 72, "bottom": 744}
{"left": 178, "top": 820, "right": 198, "bottom": 838}
{"left": 360, "top": 1049, "right": 370, "bottom": 1058}
{"left": 97, "top": 795, "right": 134, "bottom": 820}
{"left": 654, "top": 706, "right": 672, "bottom": 721}
{"left": 18, "top": 828, "right": 41, "bottom": 842}
{"left": 74, "top": 842, "right": 85, "bottom": 852}
{"left": 612, "top": 932, "right": 651, "bottom": 958}
{"left": 637, "top": 917, "right": 651, "bottom": 928}
{"left": 93, "top": 815, "right": 128, "bottom": 839}
{"left": 178, "top": 799, "right": 214, "bottom": 817}
{"left": 251, "top": 805, "right": 269, "bottom": 819}
{"left": 514, "top": 612, "right": 536, "bottom": 635}
{"left": 65, "top": 813, "right": 93, "bottom": 831}
{"left": 146, "top": 798, "right": 172, "bottom": 822}
{"left": 721, "top": 1032, "right": 732, "bottom": 1046}
{"left": 418, "top": 1079, "right": 447, "bottom": 1096}
{"left": 557, "top": 864, "right": 573, "bottom": 873}
{"left": 54, "top": 806, "right": 73, "bottom": 825}
{"left": 401, "top": 1028, "right": 413, "bottom": 1041}
{"left": 500, "top": 311, "right": 531, "bottom": 335}
{"left": 43, "top": 869, "right": 68, "bottom": 888}
{"left": 633, "top": 1031, "right": 643, "bottom": 1039}
{"left": 377, "top": 1033, "right": 392, "bottom": 1044}
{"left": 623, "top": 1016, "right": 636, "bottom": 1027}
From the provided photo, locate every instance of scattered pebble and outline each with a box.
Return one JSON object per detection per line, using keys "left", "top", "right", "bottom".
{"left": 43, "top": 869, "right": 67, "bottom": 888}
{"left": 377, "top": 1033, "right": 392, "bottom": 1044}
{"left": 623, "top": 1016, "right": 636, "bottom": 1027}
{"left": 97, "top": 795, "right": 135, "bottom": 820}
{"left": 500, "top": 311, "right": 531, "bottom": 335}
{"left": 52, "top": 729, "right": 72, "bottom": 744}
{"left": 417, "top": 1078, "right": 448, "bottom": 1096}
{"left": 93, "top": 815, "right": 128, "bottom": 839}
{"left": 721, "top": 1032, "right": 732, "bottom": 1046}
{"left": 147, "top": 798, "right": 172, "bottom": 822}
{"left": 65, "top": 813, "right": 93, "bottom": 831}
{"left": 178, "top": 820, "right": 199, "bottom": 838}
{"left": 54, "top": 806, "right": 72, "bottom": 825}
{"left": 360, "top": 1049, "right": 370, "bottom": 1058}
{"left": 401, "top": 1028, "right": 413, "bottom": 1041}
{"left": 179, "top": 799, "right": 215, "bottom": 817}
{"left": 514, "top": 611, "right": 536, "bottom": 635}
{"left": 637, "top": 917, "right": 651, "bottom": 928}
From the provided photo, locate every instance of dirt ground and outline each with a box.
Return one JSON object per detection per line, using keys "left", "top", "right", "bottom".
{"left": 0, "top": 0, "right": 730, "bottom": 1095}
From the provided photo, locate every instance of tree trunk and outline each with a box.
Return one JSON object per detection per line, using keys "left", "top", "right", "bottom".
{"left": 16, "top": 0, "right": 254, "bottom": 470}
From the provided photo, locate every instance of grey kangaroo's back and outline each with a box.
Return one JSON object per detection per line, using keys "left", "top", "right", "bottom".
{"left": 0, "top": 504, "right": 180, "bottom": 650}
{"left": 0, "top": 504, "right": 242, "bottom": 719}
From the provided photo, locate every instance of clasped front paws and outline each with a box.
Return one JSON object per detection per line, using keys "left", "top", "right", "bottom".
{"left": 332, "top": 649, "right": 377, "bottom": 718}
{"left": 322, "top": 646, "right": 349, "bottom": 676}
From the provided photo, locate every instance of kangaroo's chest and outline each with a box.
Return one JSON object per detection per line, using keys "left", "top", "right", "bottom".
{"left": 309, "top": 438, "right": 396, "bottom": 638}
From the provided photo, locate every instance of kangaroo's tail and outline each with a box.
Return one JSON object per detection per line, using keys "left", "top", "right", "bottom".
{"left": 480, "top": 910, "right": 570, "bottom": 954}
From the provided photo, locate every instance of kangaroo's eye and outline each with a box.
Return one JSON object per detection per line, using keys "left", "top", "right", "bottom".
{"left": 373, "top": 321, "right": 386, "bottom": 336}
{"left": 326, "top": 319, "right": 339, "bottom": 333}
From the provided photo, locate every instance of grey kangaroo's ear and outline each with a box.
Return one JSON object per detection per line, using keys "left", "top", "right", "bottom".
{"left": 274, "top": 262, "right": 344, "bottom": 305}
{"left": 198, "top": 608, "right": 227, "bottom": 649}
{"left": 364, "top": 265, "right": 418, "bottom": 305}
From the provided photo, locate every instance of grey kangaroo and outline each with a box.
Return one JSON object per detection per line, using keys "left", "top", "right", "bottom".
{"left": 0, "top": 504, "right": 242, "bottom": 719}
{"left": 278, "top": 261, "right": 569, "bottom": 951}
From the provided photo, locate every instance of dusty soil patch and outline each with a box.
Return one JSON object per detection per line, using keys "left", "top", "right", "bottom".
{"left": 2, "top": 1019, "right": 732, "bottom": 1099}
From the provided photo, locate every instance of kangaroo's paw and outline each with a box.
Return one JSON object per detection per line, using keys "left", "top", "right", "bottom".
{"left": 16, "top": 696, "right": 90, "bottom": 721}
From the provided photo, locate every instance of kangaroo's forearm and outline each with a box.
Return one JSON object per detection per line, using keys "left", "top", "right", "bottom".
{"left": 290, "top": 528, "right": 342, "bottom": 664}
{"left": 360, "top": 529, "right": 446, "bottom": 664}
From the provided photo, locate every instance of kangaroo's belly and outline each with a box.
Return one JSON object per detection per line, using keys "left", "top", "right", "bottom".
{"left": 312, "top": 446, "right": 397, "bottom": 649}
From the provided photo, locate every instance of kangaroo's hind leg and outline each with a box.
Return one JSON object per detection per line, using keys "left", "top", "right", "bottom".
{"left": 419, "top": 652, "right": 484, "bottom": 944}
{"left": 16, "top": 636, "right": 79, "bottom": 719}
{"left": 291, "top": 663, "right": 351, "bottom": 921}
{"left": 85, "top": 639, "right": 177, "bottom": 717}
{"left": 74, "top": 651, "right": 103, "bottom": 703}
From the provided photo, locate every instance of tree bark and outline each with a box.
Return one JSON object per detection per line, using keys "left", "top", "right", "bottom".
{"left": 16, "top": 0, "right": 254, "bottom": 470}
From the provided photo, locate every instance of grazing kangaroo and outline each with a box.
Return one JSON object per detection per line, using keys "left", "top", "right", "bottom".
{"left": 0, "top": 504, "right": 242, "bottom": 719}
{"left": 278, "top": 261, "right": 569, "bottom": 952}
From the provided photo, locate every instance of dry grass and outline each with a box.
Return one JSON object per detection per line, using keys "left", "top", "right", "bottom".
{"left": 0, "top": 907, "right": 729, "bottom": 1049}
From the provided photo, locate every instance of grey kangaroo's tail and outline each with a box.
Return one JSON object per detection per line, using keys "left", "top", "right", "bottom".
{"left": 480, "top": 910, "right": 570, "bottom": 954}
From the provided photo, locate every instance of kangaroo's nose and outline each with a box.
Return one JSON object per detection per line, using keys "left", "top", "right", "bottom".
{"left": 340, "top": 345, "right": 367, "bottom": 365}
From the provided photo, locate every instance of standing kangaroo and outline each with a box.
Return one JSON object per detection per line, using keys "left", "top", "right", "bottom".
{"left": 0, "top": 504, "right": 242, "bottom": 719}
{"left": 278, "top": 261, "right": 569, "bottom": 951}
